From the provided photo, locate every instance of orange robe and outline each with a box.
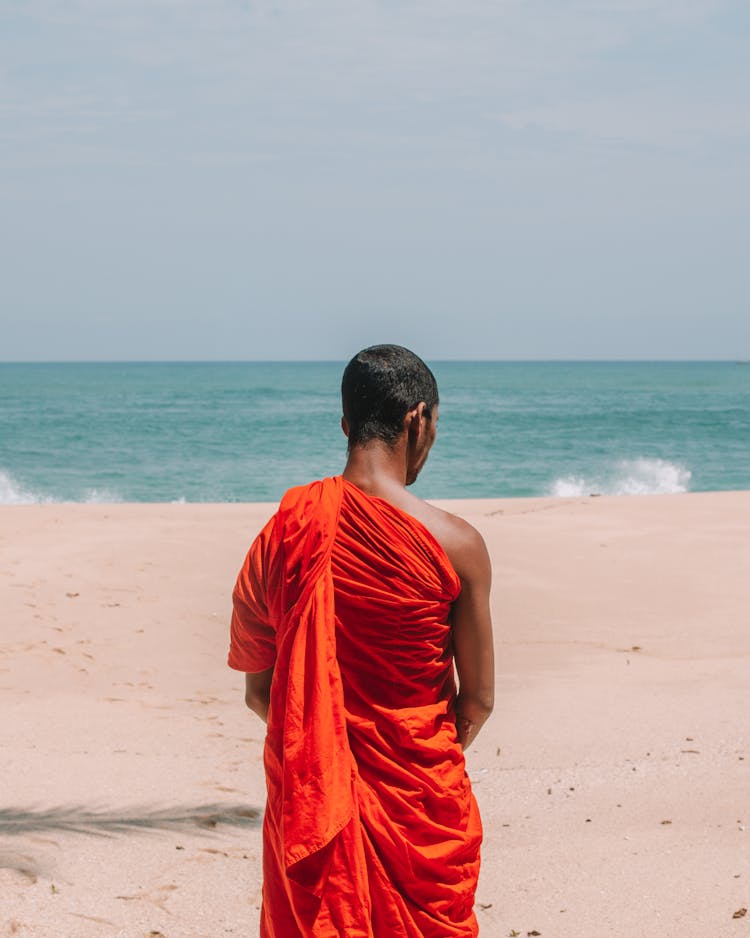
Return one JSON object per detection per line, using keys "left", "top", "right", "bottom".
{"left": 229, "top": 476, "right": 482, "bottom": 937}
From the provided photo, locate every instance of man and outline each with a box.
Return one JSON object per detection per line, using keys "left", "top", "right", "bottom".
{"left": 229, "top": 344, "right": 495, "bottom": 937}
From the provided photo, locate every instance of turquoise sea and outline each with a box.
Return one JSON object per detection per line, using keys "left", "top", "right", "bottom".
{"left": 0, "top": 362, "right": 748, "bottom": 503}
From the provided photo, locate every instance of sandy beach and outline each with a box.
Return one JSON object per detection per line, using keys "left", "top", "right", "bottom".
{"left": 1, "top": 492, "right": 748, "bottom": 937}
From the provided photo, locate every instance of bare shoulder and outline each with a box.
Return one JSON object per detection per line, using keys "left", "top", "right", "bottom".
{"left": 397, "top": 492, "right": 490, "bottom": 583}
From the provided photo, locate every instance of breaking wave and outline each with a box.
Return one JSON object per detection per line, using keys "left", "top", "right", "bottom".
{"left": 0, "top": 470, "right": 121, "bottom": 505}
{"left": 0, "top": 470, "right": 42, "bottom": 504}
{"left": 550, "top": 458, "right": 691, "bottom": 497}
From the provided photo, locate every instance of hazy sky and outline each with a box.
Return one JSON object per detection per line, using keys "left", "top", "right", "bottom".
{"left": 1, "top": 0, "right": 748, "bottom": 360}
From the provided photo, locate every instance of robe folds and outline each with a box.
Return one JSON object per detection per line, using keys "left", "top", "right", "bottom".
{"left": 229, "top": 476, "right": 482, "bottom": 937}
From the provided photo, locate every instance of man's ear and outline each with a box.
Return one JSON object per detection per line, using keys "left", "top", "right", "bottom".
{"left": 406, "top": 402, "right": 427, "bottom": 438}
{"left": 341, "top": 416, "right": 350, "bottom": 438}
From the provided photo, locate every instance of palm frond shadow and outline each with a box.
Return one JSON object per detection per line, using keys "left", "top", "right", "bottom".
{"left": 0, "top": 803, "right": 262, "bottom": 838}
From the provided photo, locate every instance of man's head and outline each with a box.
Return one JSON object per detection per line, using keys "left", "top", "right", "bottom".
{"left": 341, "top": 345, "right": 439, "bottom": 451}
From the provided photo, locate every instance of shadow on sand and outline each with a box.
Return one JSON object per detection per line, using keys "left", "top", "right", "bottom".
{"left": 0, "top": 804, "right": 263, "bottom": 880}
{"left": 0, "top": 803, "right": 262, "bottom": 838}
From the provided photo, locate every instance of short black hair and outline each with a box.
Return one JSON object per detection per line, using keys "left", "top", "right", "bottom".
{"left": 341, "top": 344, "right": 439, "bottom": 448}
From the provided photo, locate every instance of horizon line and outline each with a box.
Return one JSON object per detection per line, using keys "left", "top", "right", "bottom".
{"left": 1, "top": 358, "right": 747, "bottom": 366}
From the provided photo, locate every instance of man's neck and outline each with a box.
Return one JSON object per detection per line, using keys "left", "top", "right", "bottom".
{"left": 342, "top": 439, "right": 409, "bottom": 498}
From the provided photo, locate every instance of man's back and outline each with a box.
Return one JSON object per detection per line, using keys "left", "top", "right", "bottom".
{"left": 340, "top": 472, "right": 490, "bottom": 587}
{"left": 332, "top": 478, "right": 460, "bottom": 709}
{"left": 339, "top": 475, "right": 495, "bottom": 754}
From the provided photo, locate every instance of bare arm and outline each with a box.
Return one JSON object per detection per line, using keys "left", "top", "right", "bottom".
{"left": 450, "top": 526, "right": 495, "bottom": 750}
{"left": 244, "top": 668, "right": 273, "bottom": 723}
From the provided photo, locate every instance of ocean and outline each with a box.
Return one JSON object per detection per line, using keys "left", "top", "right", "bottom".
{"left": 1, "top": 361, "right": 748, "bottom": 504}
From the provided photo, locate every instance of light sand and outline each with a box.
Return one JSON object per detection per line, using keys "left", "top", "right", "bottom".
{"left": 1, "top": 492, "right": 748, "bottom": 937}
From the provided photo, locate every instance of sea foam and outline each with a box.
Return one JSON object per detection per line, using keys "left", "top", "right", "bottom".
{"left": 0, "top": 470, "right": 42, "bottom": 505}
{"left": 0, "top": 470, "right": 121, "bottom": 505}
{"left": 80, "top": 487, "right": 122, "bottom": 504}
{"left": 550, "top": 458, "right": 691, "bottom": 497}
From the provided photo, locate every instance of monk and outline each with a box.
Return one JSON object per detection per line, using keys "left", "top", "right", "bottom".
{"left": 229, "top": 344, "right": 495, "bottom": 936}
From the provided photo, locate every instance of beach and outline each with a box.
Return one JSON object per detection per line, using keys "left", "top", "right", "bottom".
{"left": 1, "top": 492, "right": 748, "bottom": 937}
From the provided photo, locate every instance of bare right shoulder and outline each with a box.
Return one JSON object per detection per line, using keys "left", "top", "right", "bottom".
{"left": 424, "top": 504, "right": 490, "bottom": 586}
{"left": 397, "top": 493, "right": 490, "bottom": 586}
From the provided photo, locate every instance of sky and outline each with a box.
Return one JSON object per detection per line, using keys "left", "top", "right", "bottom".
{"left": 1, "top": 0, "right": 748, "bottom": 361}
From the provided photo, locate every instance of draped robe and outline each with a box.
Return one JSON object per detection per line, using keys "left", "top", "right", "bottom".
{"left": 229, "top": 476, "right": 482, "bottom": 937}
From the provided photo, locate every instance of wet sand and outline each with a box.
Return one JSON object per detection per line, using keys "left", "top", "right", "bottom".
{"left": 1, "top": 492, "right": 748, "bottom": 936}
